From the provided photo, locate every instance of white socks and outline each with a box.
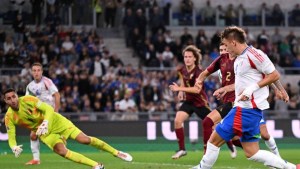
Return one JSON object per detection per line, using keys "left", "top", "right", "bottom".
{"left": 265, "top": 136, "right": 281, "bottom": 157}
{"left": 199, "top": 142, "right": 220, "bottom": 169}
{"left": 248, "top": 150, "right": 296, "bottom": 169}
{"left": 30, "top": 139, "right": 40, "bottom": 161}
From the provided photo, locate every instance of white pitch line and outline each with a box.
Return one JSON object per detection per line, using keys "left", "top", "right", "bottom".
{"left": 131, "top": 162, "right": 243, "bottom": 169}
{"left": 131, "top": 161, "right": 193, "bottom": 167}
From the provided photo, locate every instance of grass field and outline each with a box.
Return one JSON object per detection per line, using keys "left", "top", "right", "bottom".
{"left": 0, "top": 137, "right": 299, "bottom": 169}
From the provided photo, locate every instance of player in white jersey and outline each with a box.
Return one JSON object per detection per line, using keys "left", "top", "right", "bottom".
{"left": 192, "top": 26, "right": 299, "bottom": 169}
{"left": 25, "top": 62, "right": 60, "bottom": 165}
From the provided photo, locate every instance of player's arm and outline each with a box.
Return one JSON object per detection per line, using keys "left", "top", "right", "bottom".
{"left": 270, "top": 80, "right": 289, "bottom": 102}
{"left": 213, "top": 83, "right": 235, "bottom": 100}
{"left": 4, "top": 114, "right": 17, "bottom": 149}
{"left": 195, "top": 69, "right": 211, "bottom": 92}
{"left": 169, "top": 82, "right": 200, "bottom": 94}
{"left": 53, "top": 92, "right": 60, "bottom": 112}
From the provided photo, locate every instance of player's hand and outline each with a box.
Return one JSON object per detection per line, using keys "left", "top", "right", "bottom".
{"left": 213, "top": 88, "right": 227, "bottom": 100}
{"left": 12, "top": 145, "right": 23, "bottom": 157}
{"left": 169, "top": 82, "right": 180, "bottom": 92}
{"left": 195, "top": 79, "right": 203, "bottom": 92}
{"left": 281, "top": 91, "right": 289, "bottom": 103}
{"left": 274, "top": 90, "right": 284, "bottom": 100}
{"left": 237, "top": 84, "right": 260, "bottom": 101}
{"left": 36, "top": 120, "right": 48, "bottom": 136}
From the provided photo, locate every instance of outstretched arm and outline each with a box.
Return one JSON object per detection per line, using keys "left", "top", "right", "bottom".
{"left": 213, "top": 84, "right": 235, "bottom": 100}
{"left": 195, "top": 69, "right": 211, "bottom": 92}
{"left": 169, "top": 82, "right": 200, "bottom": 94}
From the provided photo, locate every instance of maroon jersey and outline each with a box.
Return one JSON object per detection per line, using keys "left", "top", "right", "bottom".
{"left": 178, "top": 65, "right": 209, "bottom": 108}
{"left": 206, "top": 53, "right": 235, "bottom": 103}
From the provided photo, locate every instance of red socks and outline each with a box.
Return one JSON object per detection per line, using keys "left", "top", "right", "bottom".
{"left": 175, "top": 128, "right": 185, "bottom": 150}
{"left": 202, "top": 117, "right": 214, "bottom": 153}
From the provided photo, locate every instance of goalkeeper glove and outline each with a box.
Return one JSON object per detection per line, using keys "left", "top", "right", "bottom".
{"left": 12, "top": 145, "right": 23, "bottom": 157}
{"left": 36, "top": 120, "right": 49, "bottom": 136}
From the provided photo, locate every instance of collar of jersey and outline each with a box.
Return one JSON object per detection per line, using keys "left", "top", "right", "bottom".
{"left": 240, "top": 45, "right": 250, "bottom": 55}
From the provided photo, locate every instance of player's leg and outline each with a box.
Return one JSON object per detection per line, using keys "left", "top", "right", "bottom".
{"left": 40, "top": 133, "right": 101, "bottom": 168}
{"left": 240, "top": 108, "right": 295, "bottom": 169}
{"left": 260, "top": 116, "right": 281, "bottom": 157}
{"left": 26, "top": 131, "right": 40, "bottom": 165}
{"left": 244, "top": 141, "right": 296, "bottom": 169}
{"left": 231, "top": 136, "right": 243, "bottom": 148}
{"left": 192, "top": 107, "right": 238, "bottom": 169}
{"left": 192, "top": 131, "right": 226, "bottom": 169}
{"left": 202, "top": 109, "right": 221, "bottom": 153}
{"left": 202, "top": 103, "right": 237, "bottom": 158}
{"left": 172, "top": 109, "right": 190, "bottom": 159}
{"left": 73, "top": 132, "right": 132, "bottom": 162}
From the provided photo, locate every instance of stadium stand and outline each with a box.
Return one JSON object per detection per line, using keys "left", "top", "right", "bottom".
{"left": 0, "top": 0, "right": 299, "bottom": 122}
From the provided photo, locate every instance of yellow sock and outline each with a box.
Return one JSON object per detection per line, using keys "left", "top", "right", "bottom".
{"left": 90, "top": 137, "right": 118, "bottom": 156}
{"left": 65, "top": 150, "right": 98, "bottom": 167}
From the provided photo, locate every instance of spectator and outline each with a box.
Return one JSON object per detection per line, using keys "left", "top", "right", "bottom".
{"left": 225, "top": 3, "right": 237, "bottom": 25}
{"left": 180, "top": 0, "right": 193, "bottom": 25}
{"left": 148, "top": 6, "right": 165, "bottom": 36}
{"left": 135, "top": 9, "right": 147, "bottom": 39}
{"left": 271, "top": 3, "right": 284, "bottom": 26}
{"left": 93, "top": 0, "right": 103, "bottom": 28}
{"left": 271, "top": 27, "right": 283, "bottom": 45}
{"left": 12, "top": 13, "right": 25, "bottom": 43}
{"left": 122, "top": 8, "right": 135, "bottom": 47}
{"left": 290, "top": 4, "right": 300, "bottom": 26}
{"left": 201, "top": 1, "right": 215, "bottom": 25}
{"left": 117, "top": 89, "right": 138, "bottom": 120}
{"left": 180, "top": 27, "right": 193, "bottom": 47}
{"left": 30, "top": 0, "right": 44, "bottom": 25}
{"left": 89, "top": 55, "right": 106, "bottom": 78}
{"left": 104, "top": 0, "right": 117, "bottom": 28}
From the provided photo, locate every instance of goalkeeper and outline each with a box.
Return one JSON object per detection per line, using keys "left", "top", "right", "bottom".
{"left": 3, "top": 88, "right": 132, "bottom": 169}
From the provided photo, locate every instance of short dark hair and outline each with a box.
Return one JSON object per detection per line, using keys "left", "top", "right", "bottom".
{"left": 182, "top": 45, "right": 202, "bottom": 64}
{"left": 2, "top": 88, "right": 15, "bottom": 96}
{"left": 31, "top": 62, "right": 43, "bottom": 70}
{"left": 221, "top": 26, "right": 246, "bottom": 43}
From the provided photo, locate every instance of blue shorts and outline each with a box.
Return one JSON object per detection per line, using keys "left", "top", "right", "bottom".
{"left": 259, "top": 112, "right": 266, "bottom": 125}
{"left": 216, "top": 107, "right": 262, "bottom": 142}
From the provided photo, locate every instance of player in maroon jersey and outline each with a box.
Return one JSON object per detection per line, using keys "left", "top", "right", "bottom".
{"left": 169, "top": 45, "right": 211, "bottom": 159}
{"left": 195, "top": 43, "right": 238, "bottom": 157}
{"left": 195, "top": 43, "right": 288, "bottom": 158}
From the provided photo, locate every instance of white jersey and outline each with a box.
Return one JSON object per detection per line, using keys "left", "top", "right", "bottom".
{"left": 234, "top": 46, "right": 275, "bottom": 110}
{"left": 25, "top": 76, "right": 58, "bottom": 108}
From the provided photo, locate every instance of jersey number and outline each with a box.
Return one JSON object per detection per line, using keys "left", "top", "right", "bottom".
{"left": 226, "top": 72, "right": 231, "bottom": 81}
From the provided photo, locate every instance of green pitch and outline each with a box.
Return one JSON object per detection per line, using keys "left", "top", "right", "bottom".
{"left": 0, "top": 150, "right": 299, "bottom": 169}
{"left": 0, "top": 137, "right": 299, "bottom": 169}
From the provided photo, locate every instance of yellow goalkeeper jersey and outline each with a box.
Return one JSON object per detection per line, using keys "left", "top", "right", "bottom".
{"left": 4, "top": 95, "right": 57, "bottom": 149}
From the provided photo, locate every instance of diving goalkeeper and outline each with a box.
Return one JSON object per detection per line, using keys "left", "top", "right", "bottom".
{"left": 3, "top": 88, "right": 132, "bottom": 169}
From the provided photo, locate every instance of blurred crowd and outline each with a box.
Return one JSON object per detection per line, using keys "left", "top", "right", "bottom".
{"left": 0, "top": 0, "right": 300, "bottom": 121}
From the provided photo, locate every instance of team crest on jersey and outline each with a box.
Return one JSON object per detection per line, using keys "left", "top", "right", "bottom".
{"left": 35, "top": 89, "right": 41, "bottom": 96}
{"left": 190, "top": 73, "right": 194, "bottom": 79}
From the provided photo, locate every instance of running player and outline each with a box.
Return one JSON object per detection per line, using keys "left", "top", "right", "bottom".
{"left": 196, "top": 43, "right": 286, "bottom": 158}
{"left": 196, "top": 43, "right": 237, "bottom": 158}
{"left": 25, "top": 62, "right": 60, "bottom": 165}
{"left": 192, "top": 26, "right": 298, "bottom": 169}
{"left": 3, "top": 88, "right": 132, "bottom": 169}
{"left": 169, "top": 45, "right": 211, "bottom": 159}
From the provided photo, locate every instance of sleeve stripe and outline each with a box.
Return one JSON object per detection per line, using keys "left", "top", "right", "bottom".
{"left": 248, "top": 48, "right": 264, "bottom": 63}
{"left": 247, "top": 55, "right": 257, "bottom": 69}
